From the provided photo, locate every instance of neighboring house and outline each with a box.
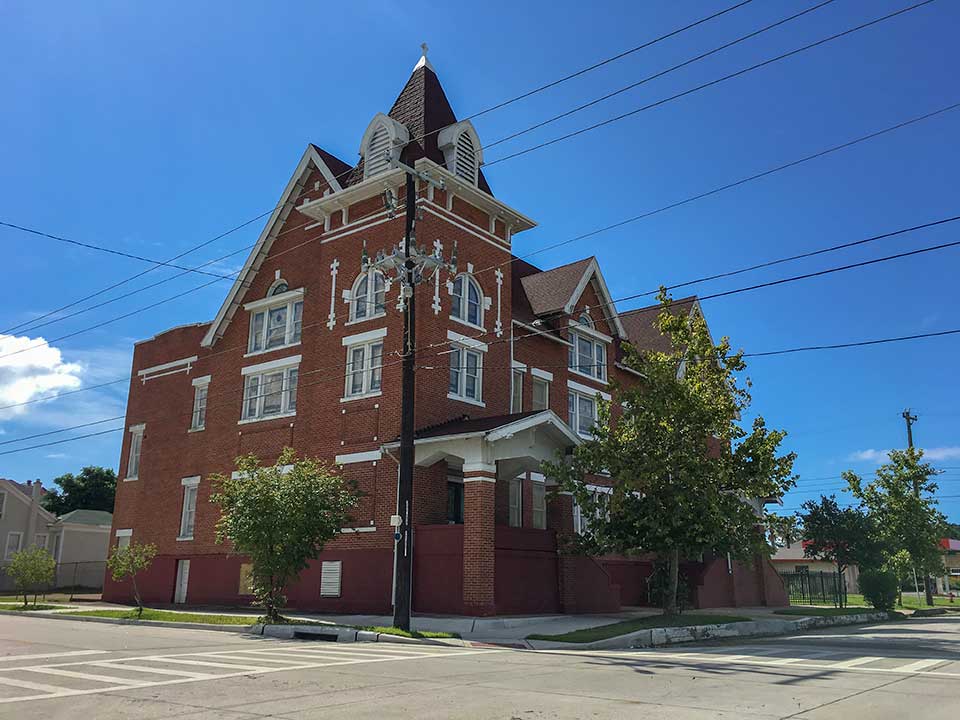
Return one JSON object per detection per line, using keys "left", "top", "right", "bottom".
{"left": 771, "top": 541, "right": 861, "bottom": 594}
{"left": 104, "top": 51, "right": 787, "bottom": 614}
{"left": 47, "top": 509, "right": 113, "bottom": 590}
{"left": 935, "top": 538, "right": 960, "bottom": 594}
{"left": 0, "top": 479, "right": 55, "bottom": 561}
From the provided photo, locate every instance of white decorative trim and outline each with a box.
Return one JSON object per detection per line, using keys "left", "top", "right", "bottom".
{"left": 421, "top": 204, "right": 511, "bottom": 253}
{"left": 340, "top": 390, "right": 383, "bottom": 404}
{"left": 463, "top": 476, "right": 496, "bottom": 483}
{"left": 511, "top": 361, "right": 527, "bottom": 371}
{"left": 615, "top": 361, "right": 645, "bottom": 378}
{"left": 494, "top": 268, "right": 503, "bottom": 337}
{"left": 115, "top": 528, "right": 133, "bottom": 538}
{"left": 567, "top": 379, "right": 612, "bottom": 402}
{"left": 530, "top": 367, "right": 553, "bottom": 381}
{"left": 339, "top": 526, "right": 377, "bottom": 533}
{"left": 447, "top": 393, "right": 485, "bottom": 408}
{"left": 432, "top": 239, "right": 443, "bottom": 316}
{"left": 342, "top": 327, "right": 387, "bottom": 347}
{"left": 335, "top": 450, "right": 382, "bottom": 465}
{"left": 244, "top": 341, "right": 301, "bottom": 360}
{"left": 241, "top": 354, "right": 302, "bottom": 376}
{"left": 560, "top": 258, "right": 627, "bottom": 338}
{"left": 230, "top": 464, "right": 293, "bottom": 479}
{"left": 446, "top": 329, "right": 488, "bottom": 353}
{"left": 567, "top": 319, "right": 613, "bottom": 343}
{"left": 512, "top": 319, "right": 572, "bottom": 346}
{"left": 569, "top": 367, "right": 609, "bottom": 386}
{"left": 463, "top": 462, "right": 497, "bottom": 476}
{"left": 181, "top": 476, "right": 200, "bottom": 487}
{"left": 328, "top": 259, "right": 339, "bottom": 330}
{"left": 243, "top": 287, "right": 304, "bottom": 312}
{"left": 191, "top": 375, "right": 211, "bottom": 387}
{"left": 237, "top": 411, "right": 297, "bottom": 426}
{"left": 137, "top": 356, "right": 198, "bottom": 382}
{"left": 128, "top": 423, "right": 145, "bottom": 433}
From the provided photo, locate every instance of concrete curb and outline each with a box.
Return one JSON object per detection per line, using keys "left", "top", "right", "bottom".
{"left": 254, "top": 623, "right": 466, "bottom": 646}
{"left": 528, "top": 612, "right": 892, "bottom": 651}
{"left": 6, "top": 610, "right": 254, "bottom": 634}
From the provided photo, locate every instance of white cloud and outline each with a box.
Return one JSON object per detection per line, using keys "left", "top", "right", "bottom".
{"left": 848, "top": 447, "right": 960, "bottom": 464}
{"left": 0, "top": 334, "right": 83, "bottom": 418}
{"left": 45, "top": 453, "right": 68, "bottom": 459}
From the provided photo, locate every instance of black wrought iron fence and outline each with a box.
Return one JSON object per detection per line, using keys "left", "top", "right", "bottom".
{"left": 0, "top": 561, "right": 105, "bottom": 595}
{"left": 779, "top": 570, "right": 847, "bottom": 607}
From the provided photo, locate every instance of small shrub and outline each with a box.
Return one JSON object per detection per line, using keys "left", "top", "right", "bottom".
{"left": 860, "top": 569, "right": 898, "bottom": 611}
{"left": 7, "top": 548, "right": 56, "bottom": 607}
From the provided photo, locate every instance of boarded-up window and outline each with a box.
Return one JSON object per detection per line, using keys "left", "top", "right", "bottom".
{"left": 320, "top": 561, "right": 342, "bottom": 598}
{"left": 238, "top": 563, "right": 254, "bottom": 595}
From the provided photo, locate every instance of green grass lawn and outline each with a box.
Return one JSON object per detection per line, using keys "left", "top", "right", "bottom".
{"left": 528, "top": 614, "right": 751, "bottom": 643}
{"left": 360, "top": 625, "right": 459, "bottom": 640}
{"left": 63, "top": 609, "right": 261, "bottom": 625}
{"left": 0, "top": 603, "right": 61, "bottom": 611}
{"left": 800, "top": 593, "right": 960, "bottom": 611}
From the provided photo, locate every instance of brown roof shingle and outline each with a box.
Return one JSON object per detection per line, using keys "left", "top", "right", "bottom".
{"left": 519, "top": 256, "right": 595, "bottom": 317}
{"left": 619, "top": 296, "right": 698, "bottom": 353}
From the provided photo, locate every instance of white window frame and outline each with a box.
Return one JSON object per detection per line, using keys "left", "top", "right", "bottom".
{"left": 4, "top": 531, "right": 22, "bottom": 560}
{"left": 573, "top": 484, "right": 612, "bottom": 535}
{"left": 34, "top": 533, "right": 48, "bottom": 550}
{"left": 244, "top": 288, "right": 304, "bottom": 357}
{"left": 568, "top": 329, "right": 608, "bottom": 383}
{"left": 508, "top": 477, "right": 523, "bottom": 528}
{"left": 347, "top": 270, "right": 387, "bottom": 324}
{"left": 531, "top": 373, "right": 550, "bottom": 411}
{"left": 567, "top": 390, "right": 597, "bottom": 438}
{"left": 343, "top": 342, "right": 384, "bottom": 400}
{"left": 450, "top": 274, "right": 484, "bottom": 329}
{"left": 240, "top": 356, "right": 300, "bottom": 424}
{"left": 531, "top": 478, "right": 546, "bottom": 530}
{"left": 448, "top": 346, "right": 484, "bottom": 406}
{"left": 510, "top": 368, "right": 524, "bottom": 413}
{"left": 178, "top": 476, "right": 200, "bottom": 541}
{"left": 125, "top": 424, "right": 145, "bottom": 481}
{"left": 190, "top": 376, "right": 210, "bottom": 431}
{"left": 115, "top": 528, "right": 132, "bottom": 550}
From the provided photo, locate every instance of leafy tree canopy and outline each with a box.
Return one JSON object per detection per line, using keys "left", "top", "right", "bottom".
{"left": 210, "top": 448, "right": 359, "bottom": 622}
{"left": 799, "top": 494, "right": 884, "bottom": 581}
{"left": 544, "top": 291, "right": 796, "bottom": 615}
{"left": 107, "top": 542, "right": 157, "bottom": 618}
{"left": 42, "top": 466, "right": 116, "bottom": 516}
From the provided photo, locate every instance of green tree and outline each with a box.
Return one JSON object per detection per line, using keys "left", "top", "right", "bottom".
{"left": 884, "top": 549, "right": 913, "bottom": 608}
{"left": 766, "top": 512, "right": 801, "bottom": 549}
{"left": 544, "top": 292, "right": 796, "bottom": 615}
{"left": 209, "top": 448, "right": 358, "bottom": 623}
{"left": 106, "top": 542, "right": 157, "bottom": 618}
{"left": 799, "top": 495, "right": 882, "bottom": 606}
{"left": 42, "top": 466, "right": 116, "bottom": 516}
{"left": 8, "top": 547, "right": 56, "bottom": 607}
{"left": 845, "top": 448, "right": 947, "bottom": 606}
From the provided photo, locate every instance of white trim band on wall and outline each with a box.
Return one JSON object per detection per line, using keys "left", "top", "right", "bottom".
{"left": 531, "top": 367, "right": 553, "bottom": 381}
{"left": 191, "top": 375, "right": 212, "bottom": 387}
{"left": 567, "top": 378, "right": 612, "bottom": 402}
{"left": 446, "top": 330, "right": 488, "bottom": 353}
{"left": 335, "top": 450, "right": 382, "bottom": 465}
{"left": 241, "top": 354, "right": 302, "bottom": 376}
{"left": 341, "top": 326, "right": 388, "bottom": 346}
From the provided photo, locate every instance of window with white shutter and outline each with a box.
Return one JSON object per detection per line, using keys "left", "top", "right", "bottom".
{"left": 320, "top": 561, "right": 342, "bottom": 598}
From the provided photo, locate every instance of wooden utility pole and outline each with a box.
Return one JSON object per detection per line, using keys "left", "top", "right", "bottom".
{"left": 903, "top": 408, "right": 934, "bottom": 606}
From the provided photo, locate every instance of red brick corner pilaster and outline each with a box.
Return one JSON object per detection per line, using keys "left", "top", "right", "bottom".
{"left": 462, "top": 468, "right": 496, "bottom": 615}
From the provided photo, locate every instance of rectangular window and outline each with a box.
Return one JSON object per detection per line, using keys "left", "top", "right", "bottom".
{"left": 248, "top": 298, "right": 304, "bottom": 354}
{"left": 126, "top": 425, "right": 144, "bottom": 480}
{"left": 568, "top": 331, "right": 607, "bottom": 381}
{"left": 568, "top": 391, "right": 596, "bottom": 437}
{"left": 447, "top": 480, "right": 464, "bottom": 524}
{"left": 511, "top": 370, "right": 523, "bottom": 413}
{"left": 508, "top": 477, "right": 523, "bottom": 528}
{"left": 532, "top": 377, "right": 549, "bottom": 411}
{"left": 449, "top": 346, "right": 483, "bottom": 402}
{"left": 52, "top": 533, "right": 61, "bottom": 561}
{"left": 179, "top": 478, "right": 199, "bottom": 540}
{"left": 116, "top": 530, "right": 132, "bottom": 550}
{"left": 34, "top": 534, "right": 48, "bottom": 550}
{"left": 241, "top": 364, "right": 299, "bottom": 421}
{"left": 573, "top": 488, "right": 608, "bottom": 535}
{"left": 344, "top": 340, "right": 383, "bottom": 398}
{"left": 532, "top": 481, "right": 546, "bottom": 529}
{"left": 191, "top": 382, "right": 209, "bottom": 430}
{"left": 4, "top": 532, "right": 22, "bottom": 560}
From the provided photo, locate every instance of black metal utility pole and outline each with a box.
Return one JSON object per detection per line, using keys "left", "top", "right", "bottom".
{"left": 393, "top": 165, "right": 418, "bottom": 631}
{"left": 903, "top": 408, "right": 935, "bottom": 606}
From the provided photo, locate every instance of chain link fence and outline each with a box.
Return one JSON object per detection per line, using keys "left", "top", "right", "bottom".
{"left": 0, "top": 561, "right": 105, "bottom": 595}
{"left": 779, "top": 570, "right": 847, "bottom": 607}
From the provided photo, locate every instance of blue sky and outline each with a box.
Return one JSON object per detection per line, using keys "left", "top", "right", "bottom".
{"left": 0, "top": 1, "right": 957, "bottom": 521}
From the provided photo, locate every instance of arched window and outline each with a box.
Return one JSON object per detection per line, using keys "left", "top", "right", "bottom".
{"left": 270, "top": 281, "right": 289, "bottom": 296}
{"left": 350, "top": 270, "right": 386, "bottom": 322}
{"left": 451, "top": 274, "right": 483, "bottom": 327}
{"left": 454, "top": 132, "right": 478, "bottom": 183}
{"left": 360, "top": 113, "right": 409, "bottom": 180}
{"left": 577, "top": 312, "right": 594, "bottom": 328}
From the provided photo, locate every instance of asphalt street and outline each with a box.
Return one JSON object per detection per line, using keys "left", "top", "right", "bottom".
{"left": 0, "top": 614, "right": 958, "bottom": 718}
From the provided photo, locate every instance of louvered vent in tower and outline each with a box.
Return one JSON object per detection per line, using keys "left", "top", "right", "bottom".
{"left": 454, "top": 132, "right": 477, "bottom": 183}
{"left": 366, "top": 125, "right": 391, "bottom": 176}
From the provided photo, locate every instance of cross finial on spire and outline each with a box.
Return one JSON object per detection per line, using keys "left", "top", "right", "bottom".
{"left": 414, "top": 41, "right": 435, "bottom": 72}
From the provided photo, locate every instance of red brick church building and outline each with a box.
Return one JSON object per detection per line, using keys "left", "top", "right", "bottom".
{"left": 104, "top": 52, "right": 786, "bottom": 614}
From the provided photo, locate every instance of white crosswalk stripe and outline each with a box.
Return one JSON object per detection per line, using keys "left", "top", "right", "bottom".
{"left": 557, "top": 646, "right": 960, "bottom": 678}
{"left": 0, "top": 643, "right": 502, "bottom": 705}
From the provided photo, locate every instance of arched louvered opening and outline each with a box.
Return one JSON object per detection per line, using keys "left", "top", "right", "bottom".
{"left": 454, "top": 131, "right": 477, "bottom": 184}
{"left": 365, "top": 125, "right": 391, "bottom": 177}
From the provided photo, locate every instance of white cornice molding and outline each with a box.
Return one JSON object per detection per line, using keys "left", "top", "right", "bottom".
{"left": 243, "top": 287, "right": 304, "bottom": 312}
{"left": 241, "top": 354, "right": 301, "bottom": 376}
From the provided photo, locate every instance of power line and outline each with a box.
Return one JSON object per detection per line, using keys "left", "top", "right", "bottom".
{"left": 483, "top": 0, "right": 937, "bottom": 166}
{"left": 0, "top": 427, "right": 125, "bottom": 457}
{"left": 744, "top": 328, "right": 960, "bottom": 358}
{"left": 0, "top": 416, "right": 124, "bottom": 447}
{"left": 484, "top": 0, "right": 836, "bottom": 150}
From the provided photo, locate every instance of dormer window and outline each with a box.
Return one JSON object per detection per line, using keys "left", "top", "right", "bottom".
{"left": 350, "top": 270, "right": 386, "bottom": 322}
{"left": 451, "top": 274, "right": 483, "bottom": 328}
{"left": 438, "top": 121, "right": 482, "bottom": 186}
{"left": 360, "top": 113, "right": 410, "bottom": 180}
{"left": 245, "top": 286, "right": 304, "bottom": 355}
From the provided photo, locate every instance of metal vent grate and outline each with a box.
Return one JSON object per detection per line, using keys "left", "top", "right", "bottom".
{"left": 320, "top": 560, "right": 342, "bottom": 598}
